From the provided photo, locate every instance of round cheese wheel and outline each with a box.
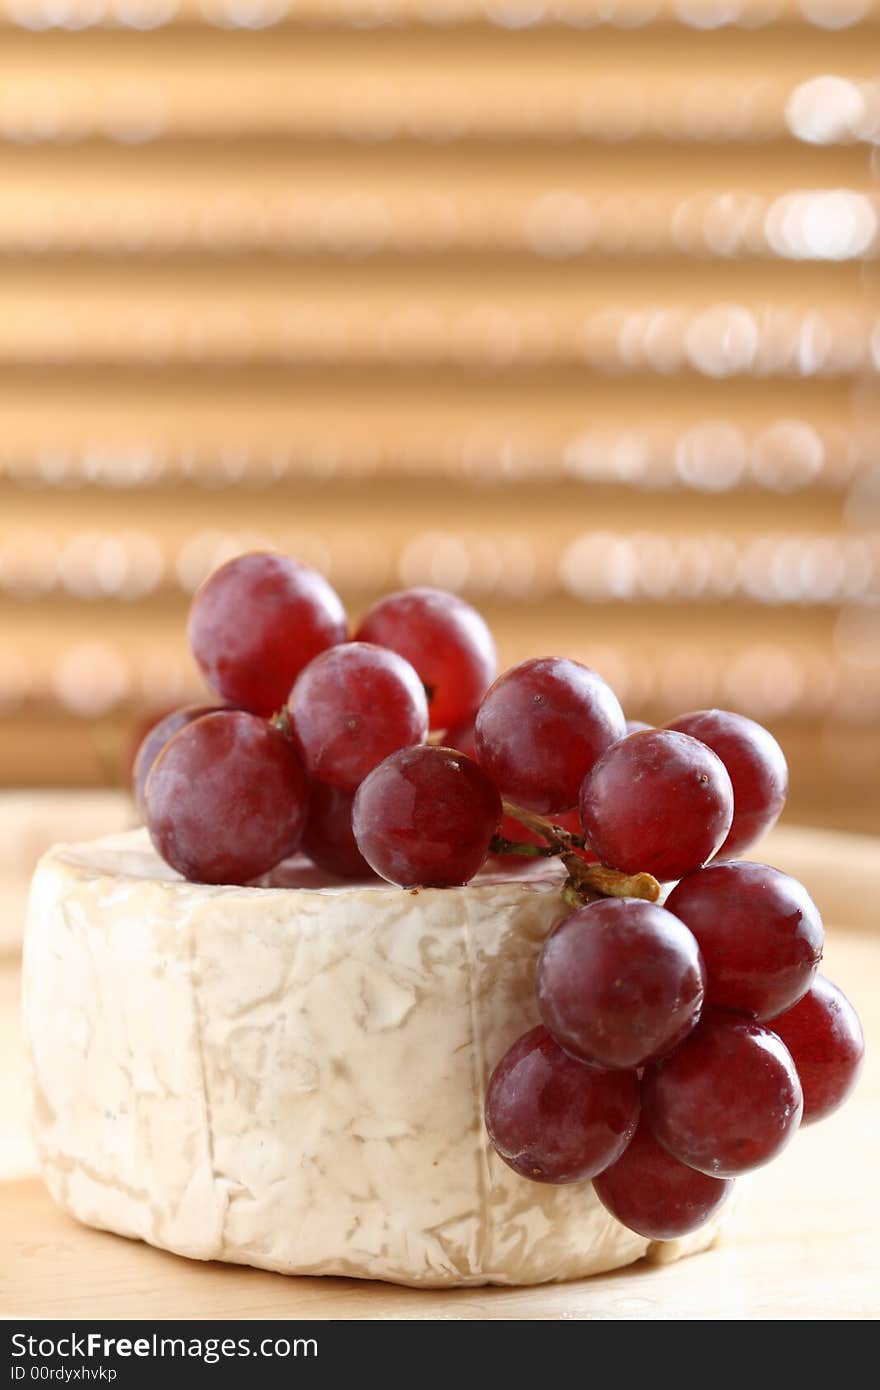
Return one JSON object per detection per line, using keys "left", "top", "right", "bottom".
{"left": 23, "top": 830, "right": 729, "bottom": 1287}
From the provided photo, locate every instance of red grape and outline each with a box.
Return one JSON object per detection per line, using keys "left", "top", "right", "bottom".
{"left": 578, "top": 729, "right": 733, "bottom": 881}
{"left": 666, "top": 861, "right": 823, "bottom": 1021}
{"left": 188, "top": 552, "right": 347, "bottom": 717}
{"left": 485, "top": 1025, "right": 639, "bottom": 1184}
{"left": 132, "top": 704, "right": 219, "bottom": 815}
{"left": 354, "top": 587, "right": 496, "bottom": 732}
{"left": 475, "top": 657, "right": 626, "bottom": 814}
{"left": 352, "top": 744, "right": 501, "bottom": 887}
{"left": 445, "top": 716, "right": 477, "bottom": 760}
{"left": 288, "top": 642, "right": 428, "bottom": 792}
{"left": 537, "top": 899, "right": 705, "bottom": 1069}
{"left": 145, "top": 710, "right": 309, "bottom": 884}
{"left": 642, "top": 1014, "right": 803, "bottom": 1177}
{"left": 625, "top": 719, "right": 652, "bottom": 734}
{"left": 665, "top": 708, "right": 788, "bottom": 857}
{"left": 301, "top": 781, "right": 373, "bottom": 881}
{"left": 769, "top": 975, "right": 864, "bottom": 1124}
{"left": 593, "top": 1117, "right": 733, "bottom": 1240}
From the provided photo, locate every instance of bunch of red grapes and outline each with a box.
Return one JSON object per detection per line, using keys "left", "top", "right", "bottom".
{"left": 136, "top": 551, "right": 864, "bottom": 1245}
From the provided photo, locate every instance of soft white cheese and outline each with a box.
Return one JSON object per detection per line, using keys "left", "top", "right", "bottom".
{"left": 23, "top": 830, "right": 727, "bottom": 1288}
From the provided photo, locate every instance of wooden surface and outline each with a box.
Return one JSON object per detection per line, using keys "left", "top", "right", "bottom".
{"left": 2, "top": 822, "right": 878, "bottom": 1320}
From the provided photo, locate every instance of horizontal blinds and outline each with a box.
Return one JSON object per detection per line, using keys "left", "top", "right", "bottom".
{"left": 0, "top": 3, "right": 876, "bottom": 832}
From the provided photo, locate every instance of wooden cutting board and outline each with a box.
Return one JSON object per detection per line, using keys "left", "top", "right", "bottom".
{"left": 2, "top": 820, "right": 878, "bottom": 1320}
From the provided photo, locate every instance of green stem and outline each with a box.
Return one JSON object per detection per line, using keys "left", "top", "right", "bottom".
{"left": 501, "top": 800, "right": 587, "bottom": 852}
{"left": 489, "top": 835, "right": 553, "bottom": 858}
{"left": 499, "top": 801, "right": 661, "bottom": 906}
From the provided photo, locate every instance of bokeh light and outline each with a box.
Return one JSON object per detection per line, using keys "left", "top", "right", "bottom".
{"left": 0, "top": 0, "right": 876, "bottom": 833}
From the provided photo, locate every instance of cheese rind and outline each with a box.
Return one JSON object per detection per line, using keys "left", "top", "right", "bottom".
{"left": 23, "top": 830, "right": 727, "bottom": 1287}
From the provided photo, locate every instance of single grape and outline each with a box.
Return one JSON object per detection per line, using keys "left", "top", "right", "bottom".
{"left": 769, "top": 975, "right": 864, "bottom": 1124}
{"left": 301, "top": 781, "right": 373, "bottom": 880}
{"left": 578, "top": 729, "right": 734, "bottom": 881}
{"left": 475, "top": 657, "right": 626, "bottom": 814}
{"left": 288, "top": 642, "right": 428, "bottom": 792}
{"left": 593, "top": 1117, "right": 733, "bottom": 1241}
{"left": 537, "top": 899, "right": 705, "bottom": 1070}
{"left": 188, "top": 552, "right": 347, "bottom": 717}
{"left": 625, "top": 719, "right": 652, "bottom": 735}
{"left": 354, "top": 587, "right": 497, "bottom": 732}
{"left": 642, "top": 1014, "right": 803, "bottom": 1177}
{"left": 352, "top": 744, "right": 501, "bottom": 887}
{"left": 132, "top": 704, "right": 219, "bottom": 815}
{"left": 666, "top": 861, "right": 823, "bottom": 1021}
{"left": 485, "top": 1025, "right": 639, "bottom": 1184}
{"left": 665, "top": 708, "right": 788, "bottom": 857}
{"left": 145, "top": 710, "right": 309, "bottom": 885}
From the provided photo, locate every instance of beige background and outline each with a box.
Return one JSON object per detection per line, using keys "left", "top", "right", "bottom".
{"left": 0, "top": 0, "right": 878, "bottom": 834}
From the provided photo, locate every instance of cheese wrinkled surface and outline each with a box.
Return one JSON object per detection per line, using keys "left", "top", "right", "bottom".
{"left": 23, "top": 830, "right": 727, "bottom": 1287}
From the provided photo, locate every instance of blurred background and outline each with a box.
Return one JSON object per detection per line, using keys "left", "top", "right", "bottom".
{"left": 1, "top": 0, "right": 878, "bottom": 839}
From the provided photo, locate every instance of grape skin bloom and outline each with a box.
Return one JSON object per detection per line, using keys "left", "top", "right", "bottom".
{"left": 665, "top": 708, "right": 788, "bottom": 858}
{"left": 145, "top": 710, "right": 310, "bottom": 885}
{"left": 537, "top": 899, "right": 706, "bottom": 1070}
{"left": 666, "top": 861, "right": 824, "bottom": 1021}
{"left": 132, "top": 704, "right": 219, "bottom": 816}
{"left": 593, "top": 1117, "right": 733, "bottom": 1241}
{"left": 288, "top": 642, "right": 429, "bottom": 793}
{"left": 579, "top": 729, "right": 734, "bottom": 881}
{"left": 475, "top": 656, "right": 626, "bottom": 814}
{"left": 769, "top": 976, "right": 865, "bottom": 1124}
{"left": 485, "top": 1025, "right": 640, "bottom": 1184}
{"left": 353, "top": 744, "right": 502, "bottom": 888}
{"left": 302, "top": 781, "right": 373, "bottom": 881}
{"left": 355, "top": 586, "right": 497, "bottom": 733}
{"left": 188, "top": 551, "right": 348, "bottom": 717}
{"left": 642, "top": 1014, "right": 803, "bottom": 1178}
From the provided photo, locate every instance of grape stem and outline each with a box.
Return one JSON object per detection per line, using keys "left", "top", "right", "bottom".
{"left": 501, "top": 800, "right": 582, "bottom": 853}
{"left": 271, "top": 708, "right": 293, "bottom": 740}
{"left": 489, "top": 834, "right": 553, "bottom": 859}
{"left": 501, "top": 799, "right": 661, "bottom": 906}
{"left": 561, "top": 852, "right": 660, "bottom": 906}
